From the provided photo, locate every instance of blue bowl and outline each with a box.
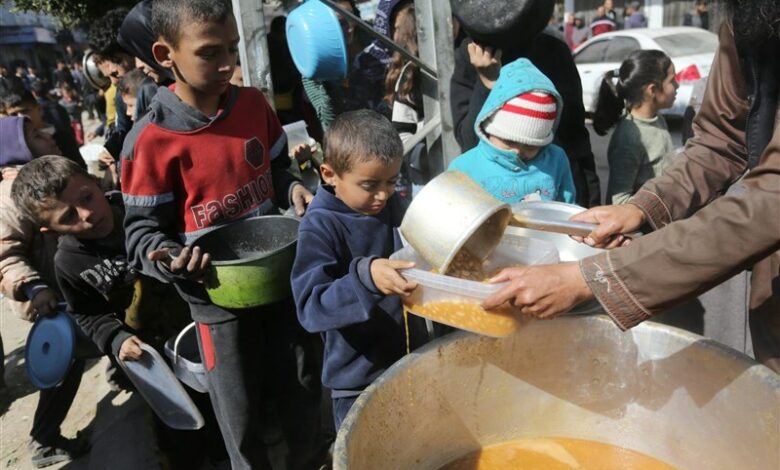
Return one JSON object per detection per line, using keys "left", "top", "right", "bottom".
{"left": 286, "top": 0, "right": 348, "bottom": 81}
{"left": 25, "top": 311, "right": 76, "bottom": 389}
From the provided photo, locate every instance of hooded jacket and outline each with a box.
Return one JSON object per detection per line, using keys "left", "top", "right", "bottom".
{"left": 117, "top": 0, "right": 175, "bottom": 84}
{"left": 450, "top": 34, "right": 599, "bottom": 207}
{"left": 449, "top": 59, "right": 576, "bottom": 204}
{"left": 121, "top": 85, "right": 299, "bottom": 322}
{"left": 291, "top": 186, "right": 428, "bottom": 395}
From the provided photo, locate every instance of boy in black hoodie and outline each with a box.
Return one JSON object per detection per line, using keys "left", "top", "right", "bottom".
{"left": 120, "top": 1, "right": 318, "bottom": 468}
{"left": 291, "top": 110, "right": 429, "bottom": 431}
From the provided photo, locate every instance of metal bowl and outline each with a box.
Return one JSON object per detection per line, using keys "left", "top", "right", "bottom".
{"left": 400, "top": 171, "right": 512, "bottom": 273}
{"left": 335, "top": 316, "right": 780, "bottom": 470}
{"left": 82, "top": 49, "right": 110, "bottom": 91}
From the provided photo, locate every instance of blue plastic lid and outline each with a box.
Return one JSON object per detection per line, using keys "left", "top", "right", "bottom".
{"left": 286, "top": 0, "right": 348, "bottom": 81}
{"left": 25, "top": 311, "right": 76, "bottom": 389}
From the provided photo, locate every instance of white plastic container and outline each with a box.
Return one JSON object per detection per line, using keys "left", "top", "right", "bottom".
{"left": 282, "top": 120, "right": 315, "bottom": 153}
{"left": 79, "top": 143, "right": 107, "bottom": 177}
{"left": 390, "top": 235, "right": 559, "bottom": 337}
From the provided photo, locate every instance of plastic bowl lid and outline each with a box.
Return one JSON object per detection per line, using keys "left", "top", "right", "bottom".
{"left": 286, "top": 0, "right": 348, "bottom": 81}
{"left": 25, "top": 311, "right": 76, "bottom": 389}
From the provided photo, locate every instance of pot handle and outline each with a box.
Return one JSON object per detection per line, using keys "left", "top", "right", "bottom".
{"left": 173, "top": 322, "right": 197, "bottom": 365}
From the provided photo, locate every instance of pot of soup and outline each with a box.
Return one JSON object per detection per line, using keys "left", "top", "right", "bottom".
{"left": 334, "top": 316, "right": 780, "bottom": 469}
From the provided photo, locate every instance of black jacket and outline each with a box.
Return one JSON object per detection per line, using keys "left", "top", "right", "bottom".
{"left": 450, "top": 33, "right": 601, "bottom": 207}
{"left": 55, "top": 194, "right": 135, "bottom": 356}
{"left": 738, "top": 37, "right": 780, "bottom": 169}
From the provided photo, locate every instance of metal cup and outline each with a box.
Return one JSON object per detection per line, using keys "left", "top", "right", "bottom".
{"left": 400, "top": 171, "right": 512, "bottom": 273}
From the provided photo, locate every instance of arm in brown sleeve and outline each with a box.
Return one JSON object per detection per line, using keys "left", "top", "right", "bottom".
{"left": 578, "top": 21, "right": 780, "bottom": 329}
{"left": 629, "top": 20, "right": 750, "bottom": 229}
{"left": 0, "top": 188, "right": 45, "bottom": 302}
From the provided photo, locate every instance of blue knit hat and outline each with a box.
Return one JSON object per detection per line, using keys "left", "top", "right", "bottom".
{"left": 0, "top": 116, "right": 33, "bottom": 167}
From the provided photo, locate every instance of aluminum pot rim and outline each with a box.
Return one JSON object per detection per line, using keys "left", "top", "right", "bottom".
{"left": 333, "top": 315, "right": 780, "bottom": 469}
{"left": 438, "top": 204, "right": 513, "bottom": 273}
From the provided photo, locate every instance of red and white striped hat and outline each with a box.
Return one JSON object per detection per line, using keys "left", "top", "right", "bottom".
{"left": 483, "top": 91, "right": 558, "bottom": 146}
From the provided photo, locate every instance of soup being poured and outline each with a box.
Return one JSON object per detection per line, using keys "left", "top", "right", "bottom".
{"left": 438, "top": 437, "right": 677, "bottom": 470}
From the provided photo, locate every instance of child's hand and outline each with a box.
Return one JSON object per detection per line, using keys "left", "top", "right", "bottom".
{"left": 148, "top": 246, "right": 212, "bottom": 282}
{"left": 118, "top": 335, "right": 145, "bottom": 361}
{"left": 370, "top": 259, "right": 418, "bottom": 296}
{"left": 467, "top": 42, "right": 502, "bottom": 89}
{"left": 291, "top": 143, "right": 313, "bottom": 165}
{"left": 291, "top": 183, "right": 314, "bottom": 217}
{"left": 30, "top": 287, "right": 60, "bottom": 321}
{"left": 1, "top": 167, "right": 19, "bottom": 181}
{"left": 97, "top": 149, "right": 115, "bottom": 168}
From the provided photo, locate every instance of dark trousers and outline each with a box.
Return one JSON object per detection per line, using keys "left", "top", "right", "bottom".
{"left": 195, "top": 299, "right": 323, "bottom": 470}
{"left": 30, "top": 359, "right": 85, "bottom": 445}
{"left": 29, "top": 316, "right": 102, "bottom": 446}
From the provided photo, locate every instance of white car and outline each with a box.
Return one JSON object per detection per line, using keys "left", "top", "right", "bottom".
{"left": 573, "top": 27, "right": 718, "bottom": 117}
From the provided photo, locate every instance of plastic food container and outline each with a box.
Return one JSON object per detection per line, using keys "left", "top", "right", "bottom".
{"left": 118, "top": 344, "right": 205, "bottom": 430}
{"left": 390, "top": 235, "right": 559, "bottom": 337}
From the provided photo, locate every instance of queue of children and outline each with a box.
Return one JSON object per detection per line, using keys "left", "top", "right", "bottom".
{"left": 0, "top": 0, "right": 684, "bottom": 469}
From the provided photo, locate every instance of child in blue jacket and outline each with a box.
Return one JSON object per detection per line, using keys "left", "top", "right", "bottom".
{"left": 291, "top": 110, "right": 429, "bottom": 431}
{"left": 449, "top": 58, "right": 576, "bottom": 204}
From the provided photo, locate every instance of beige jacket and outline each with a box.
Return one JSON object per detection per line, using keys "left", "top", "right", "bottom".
{"left": 0, "top": 171, "right": 60, "bottom": 320}
{"left": 580, "top": 20, "right": 780, "bottom": 371}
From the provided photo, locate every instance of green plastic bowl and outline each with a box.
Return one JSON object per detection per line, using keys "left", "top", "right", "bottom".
{"left": 192, "top": 215, "right": 300, "bottom": 309}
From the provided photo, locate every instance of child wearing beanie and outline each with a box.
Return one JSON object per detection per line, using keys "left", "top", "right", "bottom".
{"left": 449, "top": 58, "right": 576, "bottom": 204}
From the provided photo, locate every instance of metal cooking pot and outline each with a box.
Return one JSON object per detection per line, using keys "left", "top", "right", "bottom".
{"left": 82, "top": 49, "right": 110, "bottom": 91}
{"left": 191, "top": 216, "right": 299, "bottom": 309}
{"left": 400, "top": 171, "right": 512, "bottom": 273}
{"left": 335, "top": 316, "right": 780, "bottom": 469}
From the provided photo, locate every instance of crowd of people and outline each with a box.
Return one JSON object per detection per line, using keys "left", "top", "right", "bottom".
{"left": 556, "top": 0, "right": 709, "bottom": 50}
{"left": 0, "top": 0, "right": 777, "bottom": 469}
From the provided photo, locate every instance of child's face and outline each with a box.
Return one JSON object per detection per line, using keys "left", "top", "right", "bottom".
{"left": 651, "top": 64, "right": 679, "bottom": 110}
{"left": 321, "top": 157, "right": 403, "bottom": 216}
{"left": 122, "top": 93, "right": 137, "bottom": 121}
{"left": 156, "top": 16, "right": 240, "bottom": 97}
{"left": 24, "top": 121, "right": 60, "bottom": 157}
{"left": 38, "top": 174, "right": 114, "bottom": 239}
{"left": 488, "top": 135, "right": 541, "bottom": 161}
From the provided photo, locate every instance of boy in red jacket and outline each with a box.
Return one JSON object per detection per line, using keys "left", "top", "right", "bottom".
{"left": 120, "top": 0, "right": 319, "bottom": 468}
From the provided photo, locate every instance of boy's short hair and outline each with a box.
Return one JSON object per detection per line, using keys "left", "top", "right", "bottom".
{"left": 118, "top": 69, "right": 148, "bottom": 98}
{"left": 1, "top": 91, "right": 37, "bottom": 114}
{"left": 11, "top": 156, "right": 92, "bottom": 226}
{"left": 89, "top": 8, "right": 130, "bottom": 58}
{"left": 152, "top": 0, "right": 233, "bottom": 47}
{"left": 324, "top": 109, "right": 403, "bottom": 175}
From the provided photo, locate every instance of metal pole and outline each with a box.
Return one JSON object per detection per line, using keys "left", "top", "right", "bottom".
{"left": 319, "top": 0, "right": 437, "bottom": 79}
{"left": 414, "top": 0, "right": 460, "bottom": 174}
{"left": 232, "top": 0, "right": 274, "bottom": 102}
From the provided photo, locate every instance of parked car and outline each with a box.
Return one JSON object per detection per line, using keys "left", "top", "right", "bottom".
{"left": 573, "top": 27, "right": 718, "bottom": 117}
{"left": 681, "top": 74, "right": 708, "bottom": 144}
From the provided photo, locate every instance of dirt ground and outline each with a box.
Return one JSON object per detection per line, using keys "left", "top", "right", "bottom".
{"left": 1, "top": 298, "right": 161, "bottom": 470}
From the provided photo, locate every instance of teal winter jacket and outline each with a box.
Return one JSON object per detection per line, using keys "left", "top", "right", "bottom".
{"left": 448, "top": 59, "right": 576, "bottom": 204}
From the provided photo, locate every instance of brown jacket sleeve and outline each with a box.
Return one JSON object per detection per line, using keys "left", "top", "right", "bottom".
{"left": 579, "top": 21, "right": 780, "bottom": 329}
{"left": 0, "top": 177, "right": 60, "bottom": 320}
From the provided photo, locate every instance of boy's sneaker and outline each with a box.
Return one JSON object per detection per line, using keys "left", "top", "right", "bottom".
{"left": 30, "top": 433, "right": 90, "bottom": 468}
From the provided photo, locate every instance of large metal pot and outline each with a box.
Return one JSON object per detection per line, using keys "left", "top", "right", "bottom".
{"left": 400, "top": 171, "right": 512, "bottom": 273}
{"left": 191, "top": 216, "right": 299, "bottom": 309}
{"left": 335, "top": 316, "right": 780, "bottom": 469}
